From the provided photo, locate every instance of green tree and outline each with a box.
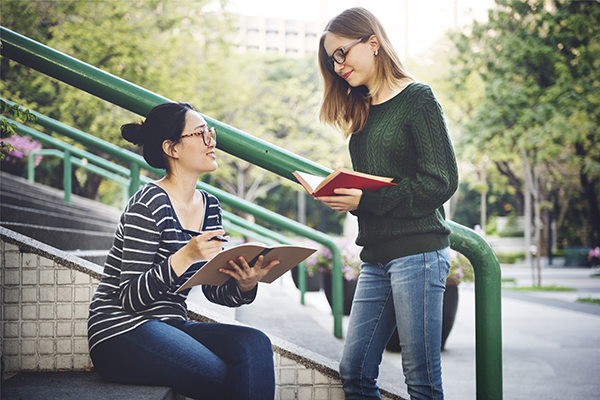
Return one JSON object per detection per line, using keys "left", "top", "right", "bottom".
{"left": 1, "top": 0, "right": 349, "bottom": 233}
{"left": 1, "top": 0, "right": 235, "bottom": 199}
{"left": 445, "top": 0, "right": 600, "bottom": 250}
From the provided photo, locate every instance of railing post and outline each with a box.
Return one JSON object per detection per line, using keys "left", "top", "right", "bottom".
{"left": 129, "top": 162, "right": 140, "bottom": 197}
{"left": 63, "top": 149, "right": 71, "bottom": 204}
{"left": 298, "top": 262, "right": 307, "bottom": 305}
{"left": 27, "top": 153, "right": 35, "bottom": 182}
{"left": 331, "top": 249, "right": 343, "bottom": 338}
{"left": 448, "top": 220, "right": 503, "bottom": 400}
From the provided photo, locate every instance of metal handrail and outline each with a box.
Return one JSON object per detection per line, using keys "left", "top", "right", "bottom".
{"left": 27, "top": 148, "right": 129, "bottom": 208}
{"left": 1, "top": 26, "right": 502, "bottom": 397}
{"left": 1, "top": 26, "right": 346, "bottom": 337}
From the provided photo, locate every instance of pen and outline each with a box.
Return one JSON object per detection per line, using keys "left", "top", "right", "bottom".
{"left": 208, "top": 235, "right": 228, "bottom": 242}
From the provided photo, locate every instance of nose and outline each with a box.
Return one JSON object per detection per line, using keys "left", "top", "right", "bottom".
{"left": 334, "top": 61, "right": 345, "bottom": 75}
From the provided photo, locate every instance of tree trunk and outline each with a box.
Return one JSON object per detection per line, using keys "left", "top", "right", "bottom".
{"left": 495, "top": 161, "right": 525, "bottom": 215}
{"left": 576, "top": 144, "right": 600, "bottom": 245}
{"left": 522, "top": 151, "right": 533, "bottom": 269}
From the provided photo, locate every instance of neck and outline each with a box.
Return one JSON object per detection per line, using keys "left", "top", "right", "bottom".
{"left": 370, "top": 79, "right": 412, "bottom": 105}
{"left": 158, "top": 171, "right": 199, "bottom": 204}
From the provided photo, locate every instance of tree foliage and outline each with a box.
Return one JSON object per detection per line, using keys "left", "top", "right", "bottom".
{"left": 0, "top": 0, "right": 348, "bottom": 233}
{"left": 445, "top": 0, "right": 600, "bottom": 247}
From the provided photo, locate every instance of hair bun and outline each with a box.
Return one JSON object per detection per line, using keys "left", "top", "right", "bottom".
{"left": 120, "top": 122, "right": 145, "bottom": 145}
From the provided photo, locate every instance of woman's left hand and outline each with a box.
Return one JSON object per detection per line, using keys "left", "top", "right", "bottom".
{"left": 219, "top": 255, "right": 280, "bottom": 293}
{"left": 316, "top": 188, "right": 362, "bottom": 213}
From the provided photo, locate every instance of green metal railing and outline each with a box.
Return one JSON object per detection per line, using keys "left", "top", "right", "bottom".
{"left": 27, "top": 148, "right": 130, "bottom": 208}
{"left": 9, "top": 114, "right": 314, "bottom": 306}
{"left": 1, "top": 26, "right": 503, "bottom": 398}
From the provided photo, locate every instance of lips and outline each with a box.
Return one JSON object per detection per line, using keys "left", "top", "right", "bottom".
{"left": 342, "top": 71, "right": 353, "bottom": 80}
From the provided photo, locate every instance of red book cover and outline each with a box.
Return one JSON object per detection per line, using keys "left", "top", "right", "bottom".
{"left": 293, "top": 167, "right": 396, "bottom": 197}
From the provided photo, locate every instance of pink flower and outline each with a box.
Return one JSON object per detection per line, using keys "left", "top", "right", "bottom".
{"left": 1, "top": 134, "right": 42, "bottom": 166}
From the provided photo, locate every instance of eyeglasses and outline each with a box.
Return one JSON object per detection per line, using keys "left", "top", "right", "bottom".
{"left": 180, "top": 126, "right": 217, "bottom": 146}
{"left": 328, "top": 36, "right": 369, "bottom": 70}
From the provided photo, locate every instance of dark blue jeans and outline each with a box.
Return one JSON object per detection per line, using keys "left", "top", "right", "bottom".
{"left": 90, "top": 319, "right": 275, "bottom": 400}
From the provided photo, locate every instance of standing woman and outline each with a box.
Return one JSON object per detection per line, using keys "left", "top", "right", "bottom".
{"left": 88, "top": 102, "right": 277, "bottom": 400}
{"left": 316, "top": 7, "right": 459, "bottom": 400}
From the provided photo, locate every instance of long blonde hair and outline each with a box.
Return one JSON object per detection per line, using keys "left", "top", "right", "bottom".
{"left": 318, "top": 7, "right": 414, "bottom": 138}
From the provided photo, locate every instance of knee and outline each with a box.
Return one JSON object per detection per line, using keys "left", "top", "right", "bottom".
{"left": 245, "top": 327, "right": 272, "bottom": 349}
{"left": 339, "top": 353, "right": 355, "bottom": 383}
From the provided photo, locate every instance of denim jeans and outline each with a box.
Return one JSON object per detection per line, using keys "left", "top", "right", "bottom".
{"left": 339, "top": 248, "right": 450, "bottom": 400}
{"left": 90, "top": 319, "right": 275, "bottom": 400}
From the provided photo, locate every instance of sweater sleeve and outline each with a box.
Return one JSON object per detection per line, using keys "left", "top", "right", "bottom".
{"left": 356, "top": 89, "right": 458, "bottom": 218}
{"left": 118, "top": 203, "right": 180, "bottom": 312}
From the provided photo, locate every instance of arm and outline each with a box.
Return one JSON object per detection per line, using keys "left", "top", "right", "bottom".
{"left": 357, "top": 91, "right": 458, "bottom": 218}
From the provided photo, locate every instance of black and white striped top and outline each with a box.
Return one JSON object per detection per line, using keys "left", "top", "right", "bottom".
{"left": 88, "top": 183, "right": 256, "bottom": 351}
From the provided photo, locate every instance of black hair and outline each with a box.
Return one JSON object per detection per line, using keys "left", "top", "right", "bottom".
{"left": 121, "top": 102, "right": 196, "bottom": 169}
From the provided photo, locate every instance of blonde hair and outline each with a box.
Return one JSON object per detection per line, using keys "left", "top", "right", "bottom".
{"left": 318, "top": 7, "right": 415, "bottom": 138}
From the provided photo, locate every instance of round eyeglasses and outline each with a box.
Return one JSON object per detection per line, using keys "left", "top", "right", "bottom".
{"left": 328, "top": 36, "right": 369, "bottom": 70}
{"left": 180, "top": 126, "right": 217, "bottom": 146}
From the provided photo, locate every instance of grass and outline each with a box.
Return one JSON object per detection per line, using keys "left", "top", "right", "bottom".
{"left": 504, "top": 285, "right": 575, "bottom": 292}
{"left": 577, "top": 297, "right": 600, "bottom": 305}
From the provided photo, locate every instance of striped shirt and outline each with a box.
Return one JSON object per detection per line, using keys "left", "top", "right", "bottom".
{"left": 88, "top": 183, "right": 256, "bottom": 352}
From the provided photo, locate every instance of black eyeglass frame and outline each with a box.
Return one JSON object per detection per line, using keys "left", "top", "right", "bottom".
{"left": 328, "top": 36, "right": 370, "bottom": 70}
{"left": 180, "top": 126, "right": 217, "bottom": 146}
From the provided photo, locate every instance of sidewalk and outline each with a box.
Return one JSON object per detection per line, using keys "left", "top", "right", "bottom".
{"left": 188, "top": 264, "right": 600, "bottom": 400}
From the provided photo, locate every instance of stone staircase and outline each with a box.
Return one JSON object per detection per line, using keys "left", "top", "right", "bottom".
{"left": 0, "top": 171, "right": 120, "bottom": 265}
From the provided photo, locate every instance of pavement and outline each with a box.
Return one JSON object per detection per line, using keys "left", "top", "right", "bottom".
{"left": 188, "top": 261, "right": 600, "bottom": 400}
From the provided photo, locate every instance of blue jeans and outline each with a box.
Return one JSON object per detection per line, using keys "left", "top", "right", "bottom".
{"left": 339, "top": 248, "right": 450, "bottom": 400}
{"left": 90, "top": 319, "right": 275, "bottom": 400}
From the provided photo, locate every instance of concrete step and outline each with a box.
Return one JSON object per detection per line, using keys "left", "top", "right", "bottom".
{"left": 0, "top": 171, "right": 122, "bottom": 223}
{"left": 1, "top": 371, "right": 176, "bottom": 400}
{"left": 0, "top": 222, "right": 115, "bottom": 251}
{"left": 0, "top": 171, "right": 120, "bottom": 253}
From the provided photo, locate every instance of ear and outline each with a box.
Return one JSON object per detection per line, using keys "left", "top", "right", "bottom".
{"left": 368, "top": 35, "right": 380, "bottom": 54}
{"left": 162, "top": 140, "right": 179, "bottom": 160}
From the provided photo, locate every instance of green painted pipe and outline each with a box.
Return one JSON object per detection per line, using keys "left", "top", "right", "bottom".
{"left": 449, "top": 221, "right": 503, "bottom": 399}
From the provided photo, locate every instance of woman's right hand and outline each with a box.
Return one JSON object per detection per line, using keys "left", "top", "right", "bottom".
{"left": 170, "top": 230, "right": 228, "bottom": 277}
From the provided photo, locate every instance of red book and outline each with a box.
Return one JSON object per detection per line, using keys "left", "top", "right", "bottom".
{"left": 293, "top": 167, "right": 396, "bottom": 197}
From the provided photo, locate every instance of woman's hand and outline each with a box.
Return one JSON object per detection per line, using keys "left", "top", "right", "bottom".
{"left": 220, "top": 255, "right": 280, "bottom": 293}
{"left": 170, "top": 230, "right": 229, "bottom": 277}
{"left": 316, "top": 188, "right": 362, "bottom": 213}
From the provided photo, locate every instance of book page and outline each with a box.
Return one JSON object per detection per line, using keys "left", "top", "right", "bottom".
{"left": 294, "top": 171, "right": 325, "bottom": 193}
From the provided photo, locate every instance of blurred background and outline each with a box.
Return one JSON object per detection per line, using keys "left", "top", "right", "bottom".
{"left": 2, "top": 0, "right": 599, "bottom": 268}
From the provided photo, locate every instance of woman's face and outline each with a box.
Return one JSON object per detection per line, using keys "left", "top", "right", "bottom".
{"left": 172, "top": 110, "right": 218, "bottom": 174}
{"left": 323, "top": 33, "right": 377, "bottom": 90}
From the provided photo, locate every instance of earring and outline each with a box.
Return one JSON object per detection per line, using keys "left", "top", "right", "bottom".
{"left": 375, "top": 50, "right": 379, "bottom": 56}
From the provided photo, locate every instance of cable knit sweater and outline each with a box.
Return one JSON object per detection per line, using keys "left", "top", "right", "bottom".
{"left": 349, "top": 82, "right": 459, "bottom": 263}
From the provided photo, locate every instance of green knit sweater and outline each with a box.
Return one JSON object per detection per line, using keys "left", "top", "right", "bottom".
{"left": 349, "top": 82, "right": 459, "bottom": 263}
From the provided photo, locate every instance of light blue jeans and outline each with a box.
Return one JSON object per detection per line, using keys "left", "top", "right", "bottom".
{"left": 339, "top": 248, "right": 450, "bottom": 400}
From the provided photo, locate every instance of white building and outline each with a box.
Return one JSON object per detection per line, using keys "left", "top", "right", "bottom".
{"left": 231, "top": 0, "right": 496, "bottom": 61}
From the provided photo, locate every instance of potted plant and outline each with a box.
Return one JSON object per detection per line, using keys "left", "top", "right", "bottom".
{"left": 386, "top": 249, "right": 474, "bottom": 352}
{"left": 305, "top": 237, "right": 362, "bottom": 315}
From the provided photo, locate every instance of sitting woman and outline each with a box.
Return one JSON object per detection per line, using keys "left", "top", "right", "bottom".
{"left": 87, "top": 102, "right": 277, "bottom": 400}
